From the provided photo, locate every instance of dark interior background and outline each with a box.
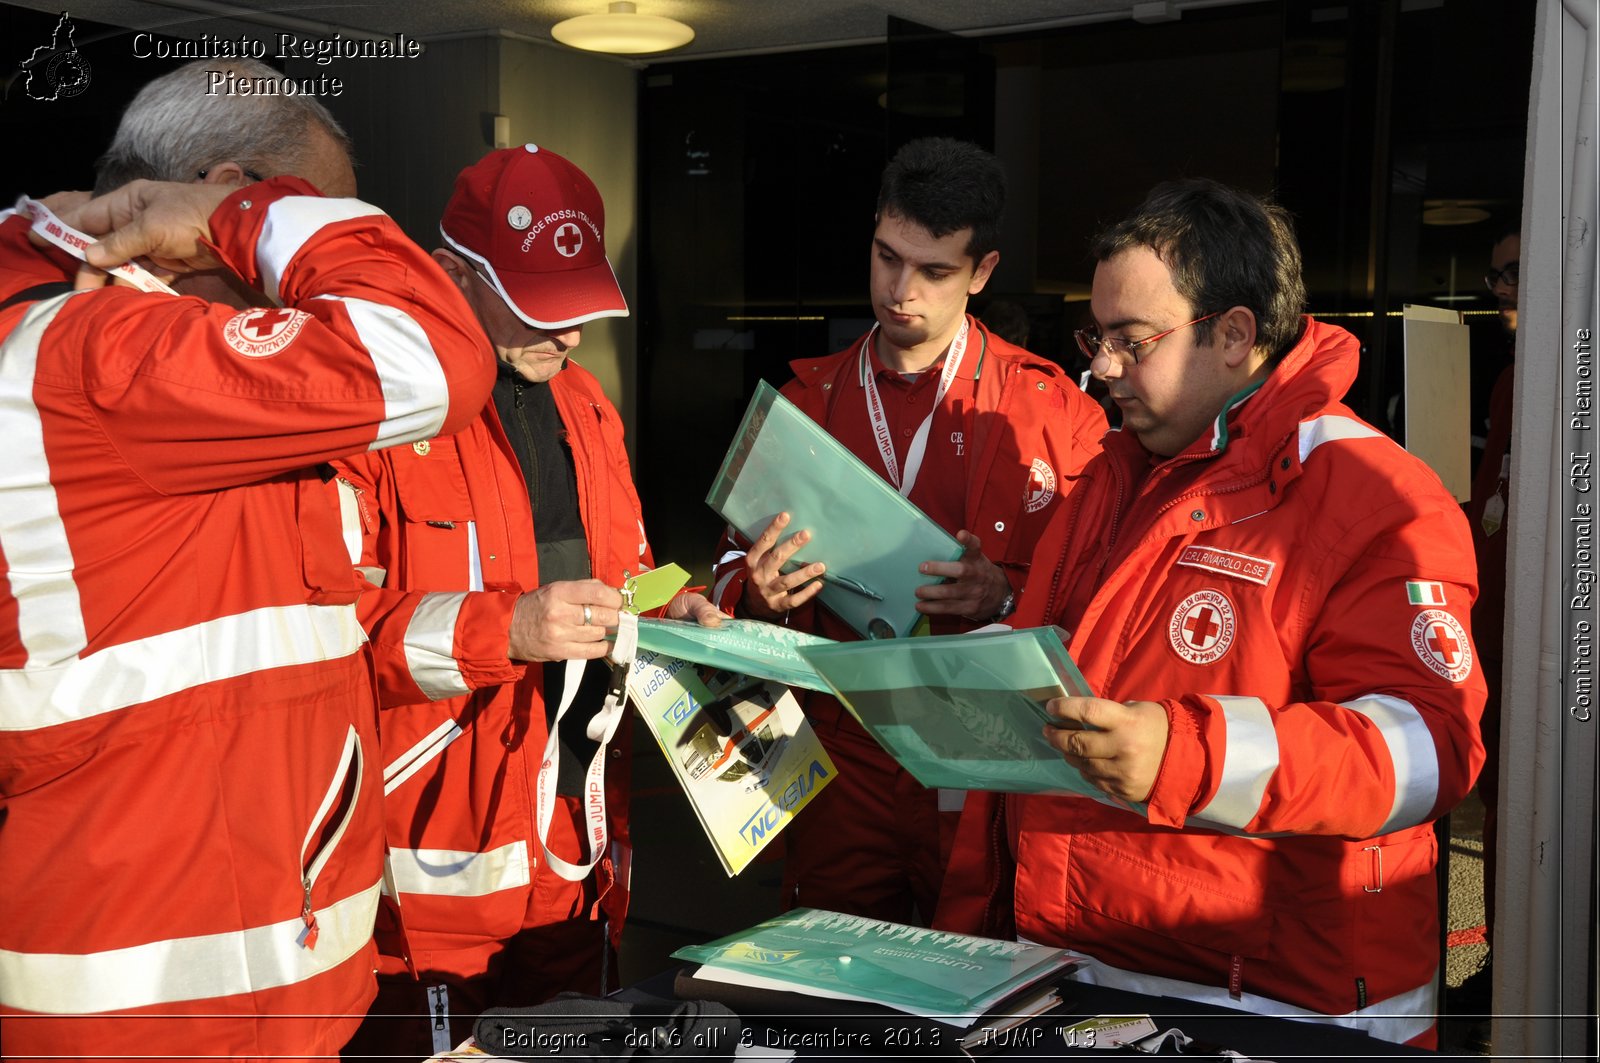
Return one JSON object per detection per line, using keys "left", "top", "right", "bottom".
{"left": 630, "top": 0, "right": 1533, "bottom": 576}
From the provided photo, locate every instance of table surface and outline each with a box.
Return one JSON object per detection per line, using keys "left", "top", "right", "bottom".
{"left": 617, "top": 968, "right": 1445, "bottom": 1060}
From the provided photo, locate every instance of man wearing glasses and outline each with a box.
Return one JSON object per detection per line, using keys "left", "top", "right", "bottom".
{"left": 939, "top": 179, "right": 1486, "bottom": 1047}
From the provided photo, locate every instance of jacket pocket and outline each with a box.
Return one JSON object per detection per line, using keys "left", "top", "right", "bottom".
{"left": 297, "top": 474, "right": 362, "bottom": 603}
{"left": 390, "top": 436, "right": 473, "bottom": 523}
{"left": 297, "top": 724, "right": 365, "bottom": 950}
{"left": 388, "top": 437, "right": 479, "bottom": 587}
{"left": 1066, "top": 830, "right": 1275, "bottom": 964}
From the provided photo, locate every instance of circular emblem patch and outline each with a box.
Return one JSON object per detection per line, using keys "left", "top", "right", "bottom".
{"left": 553, "top": 221, "right": 583, "bottom": 258}
{"left": 507, "top": 205, "right": 532, "bottom": 230}
{"left": 1168, "top": 589, "right": 1236, "bottom": 665}
{"left": 222, "top": 307, "right": 311, "bottom": 358}
{"left": 1024, "top": 457, "right": 1057, "bottom": 514}
{"left": 1410, "top": 610, "right": 1473, "bottom": 682}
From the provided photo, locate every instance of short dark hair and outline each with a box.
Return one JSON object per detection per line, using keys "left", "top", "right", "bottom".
{"left": 1091, "top": 178, "right": 1306, "bottom": 362}
{"left": 876, "top": 137, "right": 1005, "bottom": 263}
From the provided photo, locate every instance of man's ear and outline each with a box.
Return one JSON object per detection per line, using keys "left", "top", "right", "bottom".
{"left": 196, "top": 162, "right": 249, "bottom": 186}
{"left": 967, "top": 249, "right": 1000, "bottom": 297}
{"left": 431, "top": 248, "right": 472, "bottom": 293}
{"left": 1216, "top": 306, "right": 1260, "bottom": 370}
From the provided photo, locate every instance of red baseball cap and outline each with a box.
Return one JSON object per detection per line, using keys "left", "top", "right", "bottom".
{"left": 439, "top": 144, "right": 628, "bottom": 329}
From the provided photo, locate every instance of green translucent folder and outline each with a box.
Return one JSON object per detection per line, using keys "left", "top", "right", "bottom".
{"left": 673, "top": 908, "right": 1080, "bottom": 1025}
{"left": 706, "top": 381, "right": 965, "bottom": 639}
{"left": 797, "top": 626, "right": 1109, "bottom": 797}
{"left": 631, "top": 617, "right": 836, "bottom": 692}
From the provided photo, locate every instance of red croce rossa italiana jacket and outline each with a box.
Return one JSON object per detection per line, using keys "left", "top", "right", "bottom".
{"left": 937, "top": 317, "right": 1486, "bottom": 1047}
{"left": 335, "top": 360, "right": 650, "bottom": 983}
{"left": 0, "top": 180, "right": 494, "bottom": 1062}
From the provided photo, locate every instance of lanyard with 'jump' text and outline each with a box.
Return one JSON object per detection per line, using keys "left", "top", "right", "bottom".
{"left": 857, "top": 316, "right": 969, "bottom": 497}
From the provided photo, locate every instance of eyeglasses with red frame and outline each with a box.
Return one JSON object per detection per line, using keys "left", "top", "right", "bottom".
{"left": 1074, "top": 311, "right": 1222, "bottom": 366}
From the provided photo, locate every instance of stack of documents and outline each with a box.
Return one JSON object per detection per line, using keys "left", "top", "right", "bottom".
{"left": 706, "top": 381, "right": 963, "bottom": 639}
{"left": 673, "top": 909, "right": 1081, "bottom": 1038}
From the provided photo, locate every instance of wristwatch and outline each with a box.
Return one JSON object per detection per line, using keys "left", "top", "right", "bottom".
{"left": 992, "top": 590, "right": 1017, "bottom": 623}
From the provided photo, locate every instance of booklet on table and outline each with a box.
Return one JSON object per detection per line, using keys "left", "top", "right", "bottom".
{"left": 672, "top": 908, "right": 1082, "bottom": 1029}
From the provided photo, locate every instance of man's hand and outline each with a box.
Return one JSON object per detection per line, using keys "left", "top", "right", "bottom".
{"left": 915, "top": 530, "right": 1010, "bottom": 620}
{"left": 740, "top": 511, "right": 825, "bottom": 620}
{"left": 23, "top": 191, "right": 93, "bottom": 256}
{"left": 665, "top": 591, "right": 725, "bottom": 627}
{"left": 59, "top": 180, "right": 235, "bottom": 286}
{"left": 507, "top": 579, "right": 624, "bottom": 662}
{"left": 1044, "top": 696, "right": 1171, "bottom": 804}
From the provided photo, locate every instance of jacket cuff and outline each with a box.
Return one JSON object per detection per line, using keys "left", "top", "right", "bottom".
{"left": 455, "top": 588, "right": 526, "bottom": 688}
{"left": 204, "top": 176, "right": 327, "bottom": 289}
{"left": 1145, "top": 697, "right": 1206, "bottom": 828}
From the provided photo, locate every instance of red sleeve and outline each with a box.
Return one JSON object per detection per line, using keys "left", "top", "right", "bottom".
{"left": 1151, "top": 501, "right": 1487, "bottom": 840}
{"left": 57, "top": 177, "right": 493, "bottom": 494}
{"left": 334, "top": 454, "right": 525, "bottom": 709}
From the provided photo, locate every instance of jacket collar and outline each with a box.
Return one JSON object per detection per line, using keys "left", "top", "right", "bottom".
{"left": 789, "top": 314, "right": 992, "bottom": 389}
{"left": 1109, "top": 316, "right": 1359, "bottom": 470}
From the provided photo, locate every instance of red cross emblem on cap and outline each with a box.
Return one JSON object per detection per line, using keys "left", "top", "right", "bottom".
{"left": 554, "top": 222, "right": 583, "bottom": 258}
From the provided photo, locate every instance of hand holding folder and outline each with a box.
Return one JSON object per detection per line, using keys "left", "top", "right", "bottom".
{"left": 707, "top": 382, "right": 965, "bottom": 638}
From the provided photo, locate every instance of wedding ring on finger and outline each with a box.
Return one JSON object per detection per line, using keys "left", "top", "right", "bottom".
{"left": 582, "top": 604, "right": 593, "bottom": 627}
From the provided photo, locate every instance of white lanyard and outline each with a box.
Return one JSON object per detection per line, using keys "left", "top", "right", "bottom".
{"left": 858, "top": 317, "right": 968, "bottom": 497}
{"left": 13, "top": 196, "right": 177, "bottom": 295}
{"left": 535, "top": 611, "right": 637, "bottom": 883}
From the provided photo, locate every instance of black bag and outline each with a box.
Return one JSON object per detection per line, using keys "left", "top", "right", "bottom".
{"left": 475, "top": 993, "right": 740, "bottom": 1060}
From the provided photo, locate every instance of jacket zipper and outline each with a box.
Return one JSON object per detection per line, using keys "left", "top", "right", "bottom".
{"left": 980, "top": 798, "right": 1007, "bottom": 934}
{"left": 298, "top": 725, "right": 364, "bottom": 950}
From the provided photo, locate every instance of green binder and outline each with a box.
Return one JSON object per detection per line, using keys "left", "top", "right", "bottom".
{"left": 631, "top": 617, "right": 836, "bottom": 692}
{"left": 798, "top": 626, "right": 1114, "bottom": 798}
{"left": 673, "top": 908, "right": 1080, "bottom": 1025}
{"left": 706, "top": 381, "right": 964, "bottom": 639}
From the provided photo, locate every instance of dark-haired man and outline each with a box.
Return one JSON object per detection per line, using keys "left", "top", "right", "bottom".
{"left": 711, "top": 137, "right": 1106, "bottom": 923}
{"left": 939, "top": 178, "right": 1485, "bottom": 1047}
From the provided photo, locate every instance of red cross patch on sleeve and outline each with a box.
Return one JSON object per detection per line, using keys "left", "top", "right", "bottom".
{"left": 1410, "top": 610, "right": 1474, "bottom": 682}
{"left": 222, "top": 307, "right": 312, "bottom": 358}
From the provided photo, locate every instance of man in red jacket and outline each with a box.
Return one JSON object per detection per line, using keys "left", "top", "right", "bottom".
{"left": 0, "top": 59, "right": 494, "bottom": 1062}
{"left": 938, "top": 179, "right": 1485, "bottom": 1047}
{"left": 337, "top": 145, "right": 718, "bottom": 1057}
{"left": 711, "top": 137, "right": 1107, "bottom": 924}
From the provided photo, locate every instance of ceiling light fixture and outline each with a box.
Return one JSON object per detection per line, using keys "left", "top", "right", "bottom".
{"left": 1421, "top": 200, "right": 1492, "bottom": 226}
{"left": 552, "top": 2, "right": 695, "bottom": 55}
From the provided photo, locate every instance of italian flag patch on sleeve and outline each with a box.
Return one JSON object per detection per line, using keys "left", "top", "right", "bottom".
{"left": 1407, "top": 580, "right": 1447, "bottom": 606}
